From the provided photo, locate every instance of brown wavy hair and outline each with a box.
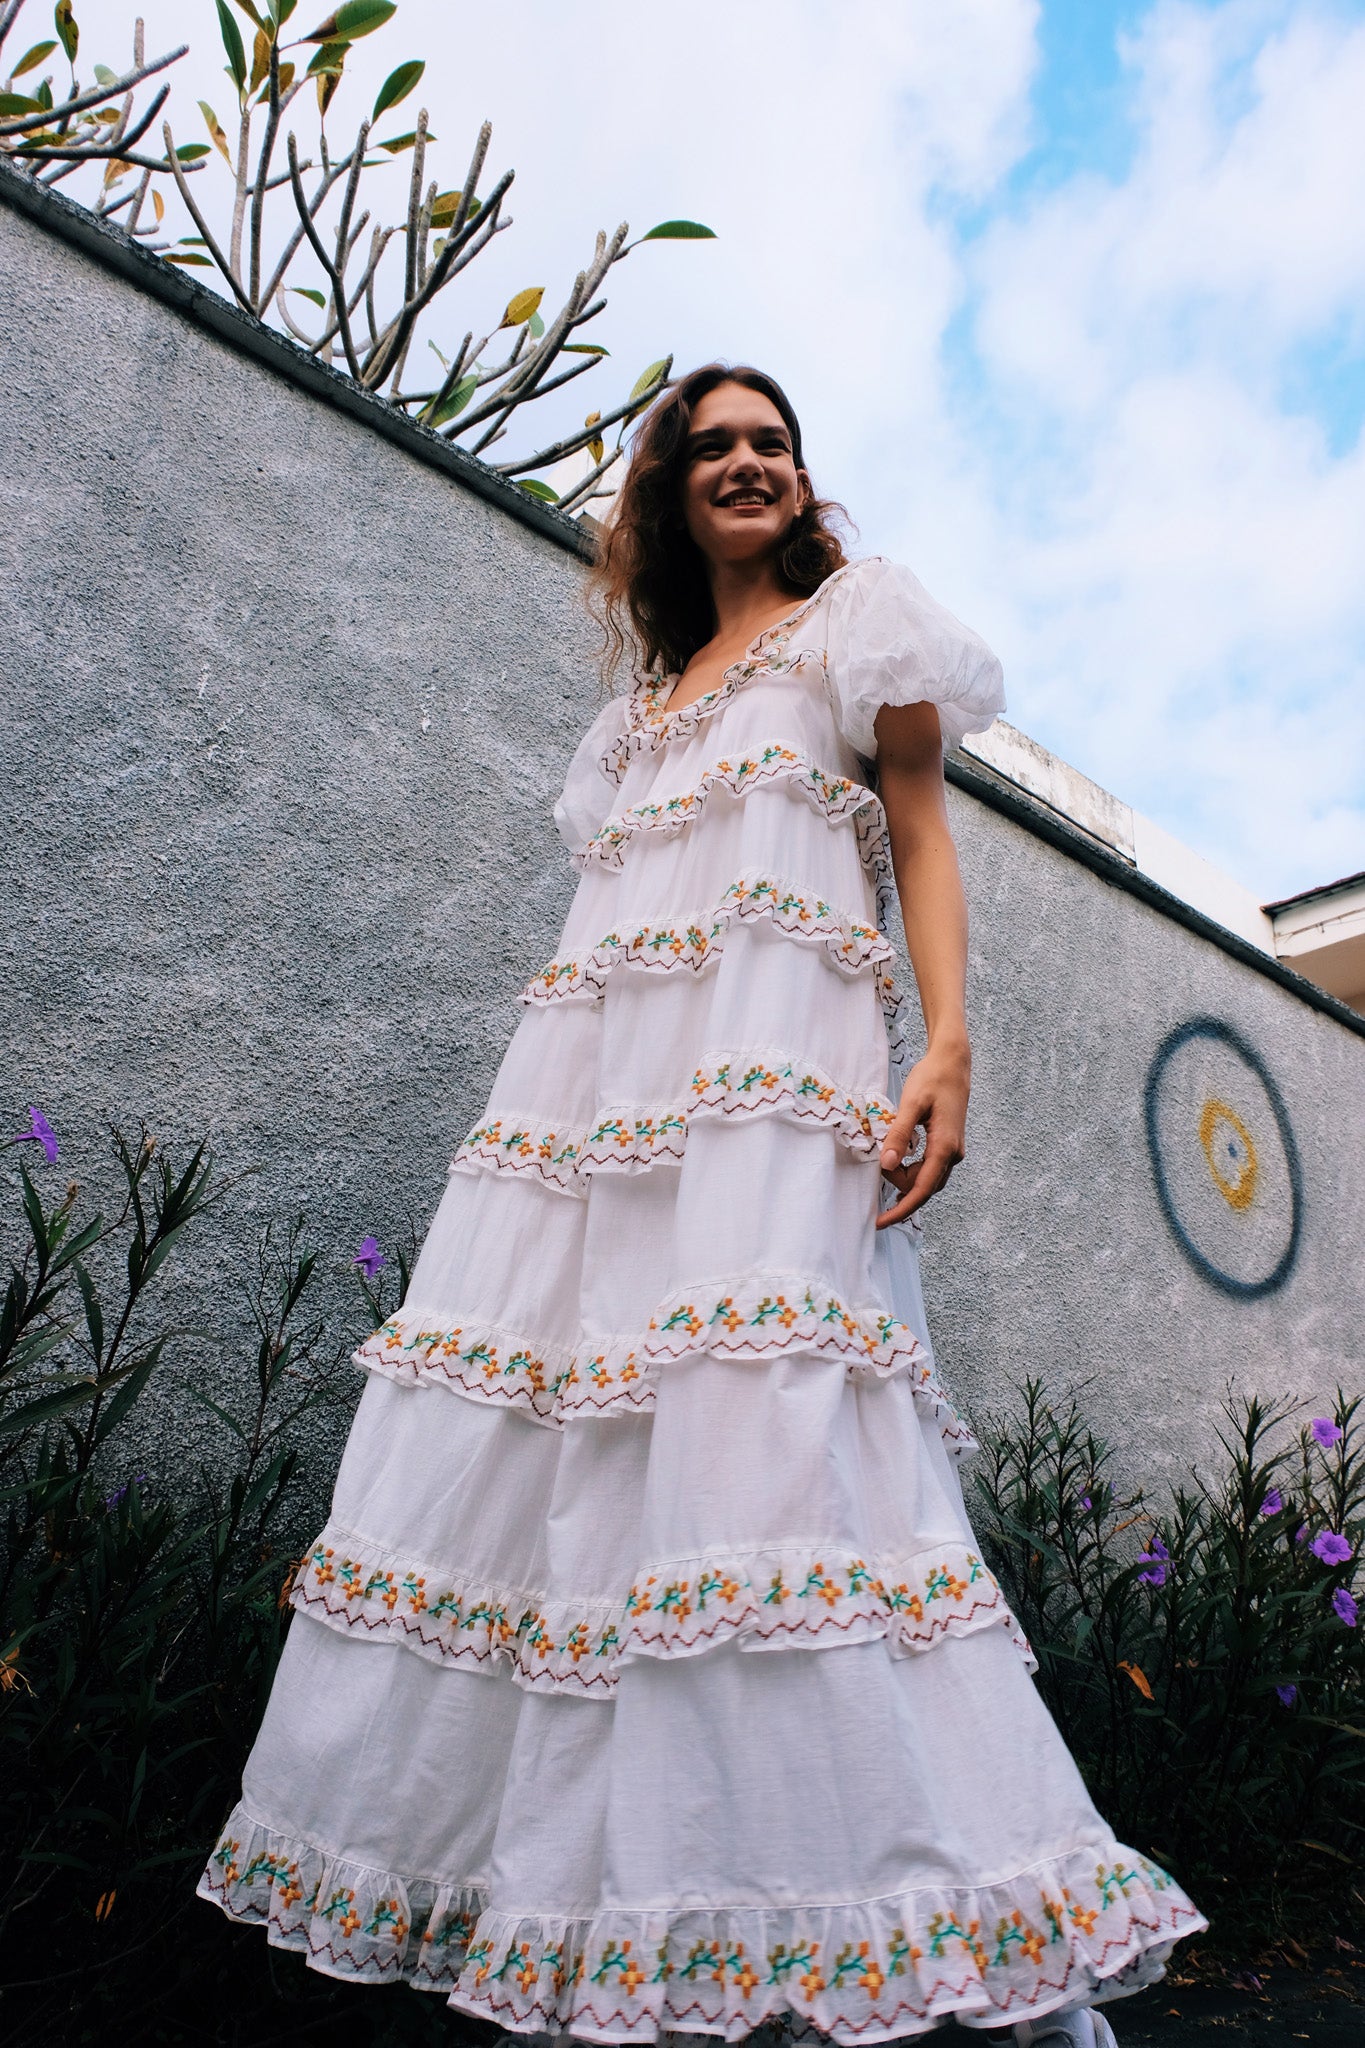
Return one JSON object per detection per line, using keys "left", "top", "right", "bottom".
{"left": 589, "top": 362, "right": 849, "bottom": 683}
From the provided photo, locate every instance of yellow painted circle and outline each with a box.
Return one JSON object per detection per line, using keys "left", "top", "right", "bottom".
{"left": 1198, "top": 1097, "right": 1258, "bottom": 1211}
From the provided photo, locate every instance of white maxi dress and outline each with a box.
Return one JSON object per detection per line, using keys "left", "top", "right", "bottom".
{"left": 199, "top": 557, "right": 1205, "bottom": 2038}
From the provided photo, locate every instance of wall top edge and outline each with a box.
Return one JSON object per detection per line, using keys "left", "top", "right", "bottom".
{"left": 945, "top": 752, "right": 1365, "bottom": 1044}
{"left": 0, "top": 159, "right": 596, "bottom": 566}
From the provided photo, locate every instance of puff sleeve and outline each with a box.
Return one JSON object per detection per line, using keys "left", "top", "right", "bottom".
{"left": 824, "top": 557, "right": 1005, "bottom": 759}
{"left": 553, "top": 693, "right": 630, "bottom": 854}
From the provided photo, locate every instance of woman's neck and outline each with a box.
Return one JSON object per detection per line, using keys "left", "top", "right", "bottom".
{"left": 706, "top": 555, "right": 801, "bottom": 648}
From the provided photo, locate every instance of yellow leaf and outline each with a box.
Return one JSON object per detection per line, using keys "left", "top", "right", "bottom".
{"left": 151, "top": 187, "right": 165, "bottom": 225}
{"left": 278, "top": 61, "right": 296, "bottom": 92}
{"left": 199, "top": 100, "right": 232, "bottom": 163}
{"left": 1118, "top": 1660, "right": 1153, "bottom": 1701}
{"left": 585, "top": 410, "right": 603, "bottom": 464}
{"left": 102, "top": 157, "right": 131, "bottom": 187}
{"left": 250, "top": 27, "right": 270, "bottom": 95}
{"left": 501, "top": 285, "right": 544, "bottom": 330}
{"left": 428, "top": 189, "right": 461, "bottom": 228}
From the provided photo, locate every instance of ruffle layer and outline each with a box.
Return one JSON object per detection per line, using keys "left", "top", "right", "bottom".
{"left": 601, "top": 571, "right": 856, "bottom": 787}
{"left": 451, "top": 1052, "right": 897, "bottom": 1195}
{"left": 287, "top": 1528, "right": 1031, "bottom": 1697}
{"left": 521, "top": 873, "right": 895, "bottom": 1006}
{"left": 578, "top": 745, "right": 890, "bottom": 887}
{"left": 354, "top": 1276, "right": 973, "bottom": 1445}
{"left": 199, "top": 1806, "right": 1204, "bottom": 2037}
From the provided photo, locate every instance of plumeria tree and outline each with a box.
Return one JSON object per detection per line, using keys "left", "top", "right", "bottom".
{"left": 0, "top": 0, "right": 715, "bottom": 508}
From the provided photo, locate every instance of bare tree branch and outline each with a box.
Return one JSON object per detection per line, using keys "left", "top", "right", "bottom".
{"left": 286, "top": 131, "right": 362, "bottom": 380}
{"left": 0, "top": 47, "right": 186, "bottom": 137}
{"left": 162, "top": 121, "right": 253, "bottom": 312}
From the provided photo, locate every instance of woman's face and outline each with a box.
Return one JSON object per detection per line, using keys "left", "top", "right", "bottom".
{"left": 679, "top": 382, "right": 811, "bottom": 570}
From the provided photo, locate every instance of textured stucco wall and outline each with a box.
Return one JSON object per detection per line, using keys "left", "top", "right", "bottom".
{"left": 2, "top": 195, "right": 1361, "bottom": 1494}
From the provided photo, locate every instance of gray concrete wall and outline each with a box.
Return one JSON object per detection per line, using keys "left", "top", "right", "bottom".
{"left": 2, "top": 190, "right": 1361, "bottom": 1493}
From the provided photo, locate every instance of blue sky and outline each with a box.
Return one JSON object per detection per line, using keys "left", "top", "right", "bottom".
{"left": 71, "top": 0, "right": 1365, "bottom": 899}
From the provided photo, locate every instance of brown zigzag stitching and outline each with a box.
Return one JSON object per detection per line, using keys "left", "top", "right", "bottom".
{"left": 288, "top": 1585, "right": 619, "bottom": 1694}
{"left": 454, "top": 1899, "right": 1201, "bottom": 2038}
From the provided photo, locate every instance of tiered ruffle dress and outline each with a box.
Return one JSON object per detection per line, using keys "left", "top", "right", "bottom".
{"left": 198, "top": 557, "right": 1205, "bottom": 2037}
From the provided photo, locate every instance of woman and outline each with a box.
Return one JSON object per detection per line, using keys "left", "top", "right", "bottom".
{"left": 199, "top": 364, "right": 1204, "bottom": 2043}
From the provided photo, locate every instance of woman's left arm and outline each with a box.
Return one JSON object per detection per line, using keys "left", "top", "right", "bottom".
{"left": 873, "top": 699, "right": 971, "bottom": 1226}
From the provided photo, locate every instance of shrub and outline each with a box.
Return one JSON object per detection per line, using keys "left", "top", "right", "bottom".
{"left": 972, "top": 1379, "right": 1365, "bottom": 1954}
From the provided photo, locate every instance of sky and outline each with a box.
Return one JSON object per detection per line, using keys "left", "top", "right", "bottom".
{"left": 58, "top": 0, "right": 1365, "bottom": 901}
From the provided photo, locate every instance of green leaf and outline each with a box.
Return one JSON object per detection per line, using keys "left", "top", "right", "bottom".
{"left": 92, "top": 61, "right": 116, "bottom": 86}
{"left": 639, "top": 219, "right": 717, "bottom": 241}
{"left": 306, "top": 40, "right": 347, "bottom": 75}
{"left": 228, "top": 0, "right": 268, "bottom": 26}
{"left": 290, "top": 286, "right": 327, "bottom": 306}
{"left": 174, "top": 142, "right": 210, "bottom": 160}
{"left": 10, "top": 40, "right": 57, "bottom": 77}
{"left": 269, "top": 0, "right": 298, "bottom": 24}
{"left": 516, "top": 479, "right": 560, "bottom": 504}
{"left": 528, "top": 310, "right": 545, "bottom": 339}
{"left": 629, "top": 358, "right": 669, "bottom": 403}
{"left": 216, "top": 0, "right": 247, "bottom": 91}
{"left": 302, "top": 0, "right": 395, "bottom": 40}
{"left": 0, "top": 1373, "right": 98, "bottom": 1439}
{"left": 163, "top": 252, "right": 214, "bottom": 267}
{"left": 375, "top": 128, "right": 434, "bottom": 154}
{"left": 427, "top": 372, "right": 477, "bottom": 427}
{"left": 35, "top": 76, "right": 52, "bottom": 109}
{"left": 0, "top": 92, "right": 42, "bottom": 115}
{"left": 372, "top": 57, "right": 422, "bottom": 120}
{"left": 562, "top": 343, "right": 609, "bottom": 357}
{"left": 54, "top": 1, "right": 78, "bottom": 65}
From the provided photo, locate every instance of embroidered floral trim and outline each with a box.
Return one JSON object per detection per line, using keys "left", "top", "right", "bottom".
{"left": 197, "top": 1802, "right": 481, "bottom": 1991}
{"left": 287, "top": 1527, "right": 1034, "bottom": 1696}
{"left": 521, "top": 874, "right": 895, "bottom": 1007}
{"left": 578, "top": 745, "right": 890, "bottom": 885}
{"left": 601, "top": 568, "right": 857, "bottom": 785}
{"left": 199, "top": 1806, "right": 1205, "bottom": 2034}
{"left": 451, "top": 1055, "right": 897, "bottom": 1194}
{"left": 354, "top": 1277, "right": 973, "bottom": 1449}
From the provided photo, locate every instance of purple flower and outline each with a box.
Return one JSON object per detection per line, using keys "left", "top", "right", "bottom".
{"left": 1259, "top": 1488, "right": 1283, "bottom": 1517}
{"left": 352, "top": 1235, "right": 386, "bottom": 1282}
{"left": 13, "top": 1107, "right": 58, "bottom": 1163}
{"left": 1311, "top": 1418, "right": 1344, "bottom": 1448}
{"left": 1312, "top": 1530, "right": 1354, "bottom": 1567}
{"left": 104, "top": 1473, "right": 148, "bottom": 1511}
{"left": 1295, "top": 1522, "right": 1309, "bottom": 1544}
{"left": 1138, "top": 1534, "right": 1170, "bottom": 1587}
{"left": 1332, "top": 1587, "right": 1358, "bottom": 1628}
{"left": 1275, "top": 1684, "right": 1297, "bottom": 1708}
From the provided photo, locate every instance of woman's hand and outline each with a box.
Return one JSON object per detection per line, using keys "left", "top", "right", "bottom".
{"left": 876, "top": 1037, "right": 971, "bottom": 1228}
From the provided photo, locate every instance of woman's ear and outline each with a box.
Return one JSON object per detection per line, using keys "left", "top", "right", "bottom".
{"left": 796, "top": 468, "right": 813, "bottom": 511}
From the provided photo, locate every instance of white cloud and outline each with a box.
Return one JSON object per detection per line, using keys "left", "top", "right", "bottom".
{"left": 953, "top": 1, "right": 1365, "bottom": 895}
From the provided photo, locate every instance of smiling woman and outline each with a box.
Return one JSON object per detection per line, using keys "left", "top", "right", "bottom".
{"left": 197, "top": 361, "right": 1204, "bottom": 2045}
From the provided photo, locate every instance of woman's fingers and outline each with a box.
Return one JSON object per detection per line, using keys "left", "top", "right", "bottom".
{"left": 875, "top": 1128, "right": 963, "bottom": 1228}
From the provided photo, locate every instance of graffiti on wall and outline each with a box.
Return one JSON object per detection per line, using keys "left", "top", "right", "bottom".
{"left": 1143, "top": 1017, "right": 1303, "bottom": 1299}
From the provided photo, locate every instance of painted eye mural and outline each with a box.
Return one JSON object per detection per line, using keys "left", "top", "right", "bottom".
{"left": 1143, "top": 1017, "right": 1303, "bottom": 1299}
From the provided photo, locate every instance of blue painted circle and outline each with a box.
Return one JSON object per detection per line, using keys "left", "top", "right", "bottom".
{"left": 1143, "top": 1017, "right": 1303, "bottom": 1299}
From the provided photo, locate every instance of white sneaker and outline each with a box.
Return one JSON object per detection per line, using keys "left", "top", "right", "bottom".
{"left": 1011, "top": 2007, "right": 1118, "bottom": 2048}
